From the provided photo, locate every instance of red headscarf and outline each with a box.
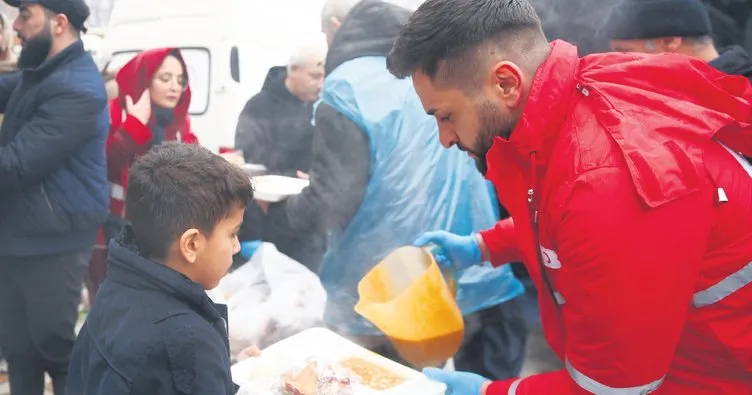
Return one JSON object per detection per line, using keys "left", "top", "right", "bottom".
{"left": 109, "top": 47, "right": 197, "bottom": 143}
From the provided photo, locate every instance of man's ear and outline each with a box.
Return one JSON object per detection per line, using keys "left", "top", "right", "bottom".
{"left": 491, "top": 61, "right": 525, "bottom": 108}
{"left": 51, "top": 13, "right": 68, "bottom": 36}
{"left": 178, "top": 228, "right": 204, "bottom": 264}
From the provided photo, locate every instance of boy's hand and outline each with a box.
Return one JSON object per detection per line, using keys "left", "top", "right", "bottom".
{"left": 236, "top": 345, "right": 262, "bottom": 362}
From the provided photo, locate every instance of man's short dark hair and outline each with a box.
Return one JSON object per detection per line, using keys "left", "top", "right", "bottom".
{"left": 126, "top": 142, "right": 254, "bottom": 260}
{"left": 388, "top": 0, "right": 547, "bottom": 90}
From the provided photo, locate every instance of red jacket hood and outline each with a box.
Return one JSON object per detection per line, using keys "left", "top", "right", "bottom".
{"left": 504, "top": 40, "right": 752, "bottom": 160}
{"left": 111, "top": 47, "right": 193, "bottom": 136}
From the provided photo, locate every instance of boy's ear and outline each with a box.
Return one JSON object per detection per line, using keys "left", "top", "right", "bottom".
{"left": 178, "top": 228, "right": 204, "bottom": 264}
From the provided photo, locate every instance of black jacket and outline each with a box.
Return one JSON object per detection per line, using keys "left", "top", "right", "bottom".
{"left": 234, "top": 66, "right": 315, "bottom": 176}
{"left": 67, "top": 229, "right": 236, "bottom": 395}
{"left": 0, "top": 40, "right": 109, "bottom": 256}
{"left": 711, "top": 45, "right": 752, "bottom": 82}
{"left": 267, "top": 0, "right": 408, "bottom": 237}
{"left": 711, "top": 45, "right": 752, "bottom": 164}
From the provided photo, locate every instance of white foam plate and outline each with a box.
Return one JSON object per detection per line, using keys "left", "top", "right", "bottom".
{"left": 251, "top": 175, "right": 309, "bottom": 202}
{"left": 232, "top": 327, "right": 446, "bottom": 395}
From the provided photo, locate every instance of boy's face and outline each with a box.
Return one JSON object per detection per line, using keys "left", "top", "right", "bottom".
{"left": 172, "top": 205, "right": 244, "bottom": 289}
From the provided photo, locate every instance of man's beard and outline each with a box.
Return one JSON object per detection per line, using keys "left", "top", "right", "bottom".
{"left": 459, "top": 100, "right": 515, "bottom": 176}
{"left": 18, "top": 26, "right": 53, "bottom": 69}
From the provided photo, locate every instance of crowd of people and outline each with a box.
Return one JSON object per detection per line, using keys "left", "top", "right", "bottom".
{"left": 0, "top": 0, "right": 749, "bottom": 394}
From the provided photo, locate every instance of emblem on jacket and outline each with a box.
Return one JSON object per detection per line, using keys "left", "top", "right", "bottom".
{"left": 540, "top": 246, "right": 562, "bottom": 269}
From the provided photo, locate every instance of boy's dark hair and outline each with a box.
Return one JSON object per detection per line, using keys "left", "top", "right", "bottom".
{"left": 125, "top": 142, "right": 254, "bottom": 260}
{"left": 387, "top": 0, "right": 547, "bottom": 91}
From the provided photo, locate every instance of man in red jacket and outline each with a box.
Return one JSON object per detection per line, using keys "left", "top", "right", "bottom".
{"left": 388, "top": 0, "right": 752, "bottom": 394}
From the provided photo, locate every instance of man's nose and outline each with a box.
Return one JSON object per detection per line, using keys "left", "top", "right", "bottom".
{"left": 438, "top": 127, "right": 457, "bottom": 149}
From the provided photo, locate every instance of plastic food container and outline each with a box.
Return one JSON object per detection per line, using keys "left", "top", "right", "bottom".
{"left": 355, "top": 246, "right": 464, "bottom": 368}
{"left": 232, "top": 327, "right": 446, "bottom": 395}
{"left": 252, "top": 175, "right": 309, "bottom": 202}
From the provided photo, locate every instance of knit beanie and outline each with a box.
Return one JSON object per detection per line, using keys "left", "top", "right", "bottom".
{"left": 604, "top": 0, "right": 712, "bottom": 40}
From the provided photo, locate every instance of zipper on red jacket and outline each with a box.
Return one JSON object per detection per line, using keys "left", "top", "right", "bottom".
{"left": 527, "top": 150, "right": 562, "bottom": 315}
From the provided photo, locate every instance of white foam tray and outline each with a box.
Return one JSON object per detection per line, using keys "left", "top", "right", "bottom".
{"left": 232, "top": 327, "right": 445, "bottom": 395}
{"left": 251, "top": 175, "right": 310, "bottom": 202}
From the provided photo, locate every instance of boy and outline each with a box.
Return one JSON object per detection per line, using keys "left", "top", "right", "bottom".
{"left": 67, "top": 142, "right": 254, "bottom": 395}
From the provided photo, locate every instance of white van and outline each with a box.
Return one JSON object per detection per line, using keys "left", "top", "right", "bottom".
{"left": 103, "top": 0, "right": 325, "bottom": 152}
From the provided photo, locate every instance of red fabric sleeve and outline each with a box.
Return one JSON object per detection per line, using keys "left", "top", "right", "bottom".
{"left": 121, "top": 114, "right": 153, "bottom": 146}
{"left": 485, "top": 372, "right": 572, "bottom": 395}
{"left": 479, "top": 217, "right": 521, "bottom": 266}
{"left": 106, "top": 115, "right": 152, "bottom": 182}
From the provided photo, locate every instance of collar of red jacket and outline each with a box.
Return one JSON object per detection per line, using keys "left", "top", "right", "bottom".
{"left": 113, "top": 47, "right": 192, "bottom": 132}
{"left": 487, "top": 40, "right": 579, "bottom": 169}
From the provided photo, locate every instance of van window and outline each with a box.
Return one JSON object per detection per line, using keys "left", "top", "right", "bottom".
{"left": 107, "top": 47, "right": 211, "bottom": 115}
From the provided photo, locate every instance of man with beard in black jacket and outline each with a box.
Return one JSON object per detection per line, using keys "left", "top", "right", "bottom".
{"left": 233, "top": 37, "right": 327, "bottom": 271}
{"left": 0, "top": 0, "right": 108, "bottom": 394}
{"left": 604, "top": 0, "right": 752, "bottom": 82}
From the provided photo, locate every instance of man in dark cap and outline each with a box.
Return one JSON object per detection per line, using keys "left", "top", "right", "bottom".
{"left": 604, "top": 0, "right": 752, "bottom": 81}
{"left": 0, "top": 0, "right": 108, "bottom": 394}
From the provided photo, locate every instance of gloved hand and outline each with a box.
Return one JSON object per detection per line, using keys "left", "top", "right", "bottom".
{"left": 413, "top": 231, "right": 482, "bottom": 270}
{"left": 423, "top": 368, "right": 489, "bottom": 395}
{"left": 239, "top": 240, "right": 263, "bottom": 260}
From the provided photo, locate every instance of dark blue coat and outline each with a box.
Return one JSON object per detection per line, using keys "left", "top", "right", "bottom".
{"left": 0, "top": 40, "right": 109, "bottom": 256}
{"left": 67, "top": 231, "right": 237, "bottom": 395}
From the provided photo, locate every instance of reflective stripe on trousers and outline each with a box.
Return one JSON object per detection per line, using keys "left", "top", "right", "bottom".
{"left": 566, "top": 359, "right": 664, "bottom": 394}
{"left": 693, "top": 261, "right": 752, "bottom": 308}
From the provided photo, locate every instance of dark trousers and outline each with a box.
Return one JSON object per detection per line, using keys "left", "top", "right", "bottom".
{"left": 454, "top": 298, "right": 528, "bottom": 380}
{"left": 0, "top": 250, "right": 89, "bottom": 395}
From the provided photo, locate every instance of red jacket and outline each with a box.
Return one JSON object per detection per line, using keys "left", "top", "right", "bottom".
{"left": 106, "top": 47, "right": 198, "bottom": 219}
{"left": 481, "top": 41, "right": 752, "bottom": 394}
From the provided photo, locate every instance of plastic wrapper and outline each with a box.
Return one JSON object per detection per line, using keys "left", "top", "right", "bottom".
{"left": 209, "top": 243, "right": 327, "bottom": 356}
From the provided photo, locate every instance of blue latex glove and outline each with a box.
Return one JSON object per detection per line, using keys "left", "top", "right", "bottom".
{"left": 239, "top": 240, "right": 263, "bottom": 260}
{"left": 423, "top": 368, "right": 489, "bottom": 395}
{"left": 413, "top": 231, "right": 482, "bottom": 270}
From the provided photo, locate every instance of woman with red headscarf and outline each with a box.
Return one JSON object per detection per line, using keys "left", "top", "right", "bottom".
{"left": 86, "top": 48, "right": 198, "bottom": 303}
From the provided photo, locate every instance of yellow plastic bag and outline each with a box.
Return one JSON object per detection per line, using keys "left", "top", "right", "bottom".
{"left": 354, "top": 246, "right": 464, "bottom": 368}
